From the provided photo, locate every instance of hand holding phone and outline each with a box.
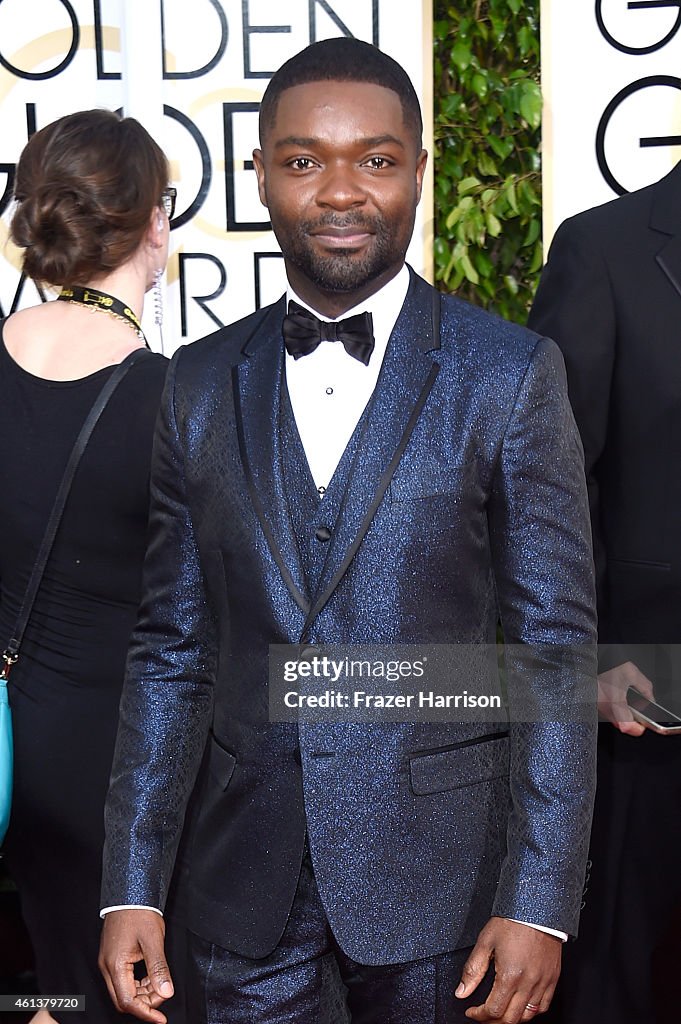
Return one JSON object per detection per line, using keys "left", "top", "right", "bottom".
{"left": 626, "top": 687, "right": 681, "bottom": 735}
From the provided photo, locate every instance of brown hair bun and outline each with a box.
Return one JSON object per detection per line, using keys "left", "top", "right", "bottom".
{"left": 11, "top": 108, "right": 169, "bottom": 286}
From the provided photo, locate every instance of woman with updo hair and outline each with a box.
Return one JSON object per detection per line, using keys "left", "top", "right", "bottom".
{"left": 0, "top": 109, "right": 178, "bottom": 1023}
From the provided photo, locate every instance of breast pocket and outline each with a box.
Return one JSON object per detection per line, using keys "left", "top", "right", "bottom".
{"left": 389, "top": 461, "right": 477, "bottom": 504}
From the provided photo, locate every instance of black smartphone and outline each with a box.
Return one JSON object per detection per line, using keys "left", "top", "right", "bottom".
{"left": 626, "top": 687, "right": 681, "bottom": 734}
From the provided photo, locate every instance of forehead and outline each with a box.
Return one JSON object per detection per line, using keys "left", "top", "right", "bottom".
{"left": 268, "top": 80, "right": 408, "bottom": 147}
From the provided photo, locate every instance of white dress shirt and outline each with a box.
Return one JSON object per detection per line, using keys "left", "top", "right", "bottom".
{"left": 102, "top": 264, "right": 566, "bottom": 940}
{"left": 285, "top": 265, "right": 410, "bottom": 493}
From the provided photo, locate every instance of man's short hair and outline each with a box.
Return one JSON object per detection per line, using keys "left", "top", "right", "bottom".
{"left": 259, "top": 38, "right": 423, "bottom": 149}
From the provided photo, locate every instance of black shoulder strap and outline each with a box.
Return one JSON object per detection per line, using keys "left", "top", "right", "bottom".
{"left": 2, "top": 348, "right": 149, "bottom": 670}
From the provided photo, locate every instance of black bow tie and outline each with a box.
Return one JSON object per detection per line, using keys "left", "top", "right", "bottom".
{"left": 282, "top": 301, "right": 375, "bottom": 365}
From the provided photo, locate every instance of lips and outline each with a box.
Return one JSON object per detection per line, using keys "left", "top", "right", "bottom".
{"left": 309, "top": 224, "right": 374, "bottom": 248}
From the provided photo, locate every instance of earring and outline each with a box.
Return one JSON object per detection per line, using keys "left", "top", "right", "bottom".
{"left": 153, "top": 268, "right": 163, "bottom": 327}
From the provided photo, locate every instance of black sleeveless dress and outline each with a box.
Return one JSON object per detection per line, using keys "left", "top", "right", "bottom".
{"left": 0, "top": 326, "right": 168, "bottom": 1022}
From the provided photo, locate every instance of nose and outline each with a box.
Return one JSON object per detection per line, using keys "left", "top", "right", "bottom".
{"left": 315, "top": 161, "right": 367, "bottom": 211}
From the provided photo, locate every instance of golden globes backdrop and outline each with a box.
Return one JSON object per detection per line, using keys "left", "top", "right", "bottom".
{"left": 541, "top": 0, "right": 681, "bottom": 247}
{"left": 0, "top": 0, "right": 434, "bottom": 354}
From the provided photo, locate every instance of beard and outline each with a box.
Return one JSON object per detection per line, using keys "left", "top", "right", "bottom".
{"left": 276, "top": 213, "right": 404, "bottom": 293}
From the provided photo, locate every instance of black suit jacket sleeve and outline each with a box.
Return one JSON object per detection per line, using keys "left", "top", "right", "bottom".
{"left": 528, "top": 217, "right": 616, "bottom": 638}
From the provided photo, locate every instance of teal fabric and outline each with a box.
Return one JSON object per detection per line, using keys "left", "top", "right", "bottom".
{"left": 0, "top": 676, "right": 12, "bottom": 843}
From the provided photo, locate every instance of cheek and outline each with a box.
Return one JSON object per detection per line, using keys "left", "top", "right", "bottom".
{"left": 268, "top": 183, "right": 309, "bottom": 219}
{"left": 374, "top": 181, "right": 417, "bottom": 216}
{"left": 379, "top": 195, "right": 417, "bottom": 239}
{"left": 268, "top": 202, "right": 300, "bottom": 233}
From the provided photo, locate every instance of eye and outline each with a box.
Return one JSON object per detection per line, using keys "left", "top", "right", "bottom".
{"left": 364, "top": 156, "right": 393, "bottom": 170}
{"left": 287, "top": 157, "right": 317, "bottom": 171}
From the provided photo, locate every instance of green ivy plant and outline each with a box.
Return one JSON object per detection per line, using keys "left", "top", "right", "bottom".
{"left": 433, "top": 0, "right": 542, "bottom": 323}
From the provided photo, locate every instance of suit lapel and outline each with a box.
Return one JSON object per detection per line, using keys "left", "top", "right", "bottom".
{"left": 656, "top": 234, "right": 681, "bottom": 301}
{"left": 301, "top": 274, "right": 441, "bottom": 636}
{"left": 650, "top": 162, "right": 681, "bottom": 300}
{"left": 233, "top": 296, "right": 311, "bottom": 615}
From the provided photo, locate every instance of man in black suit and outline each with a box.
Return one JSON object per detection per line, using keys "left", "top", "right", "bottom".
{"left": 529, "top": 162, "right": 681, "bottom": 1024}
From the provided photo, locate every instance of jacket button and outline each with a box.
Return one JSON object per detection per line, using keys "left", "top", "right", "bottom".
{"left": 300, "top": 645, "right": 317, "bottom": 661}
{"left": 315, "top": 526, "right": 332, "bottom": 542}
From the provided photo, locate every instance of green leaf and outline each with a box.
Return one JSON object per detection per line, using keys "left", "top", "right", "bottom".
{"left": 504, "top": 274, "right": 519, "bottom": 296}
{"left": 471, "top": 72, "right": 488, "bottom": 99}
{"left": 445, "top": 204, "right": 462, "bottom": 230}
{"left": 461, "top": 251, "right": 480, "bottom": 285}
{"left": 523, "top": 218, "right": 540, "bottom": 247}
{"left": 443, "top": 250, "right": 458, "bottom": 284}
{"left": 529, "top": 240, "right": 544, "bottom": 274}
{"left": 457, "top": 176, "right": 481, "bottom": 195}
{"left": 434, "top": 236, "right": 448, "bottom": 262}
{"left": 477, "top": 151, "right": 498, "bottom": 177}
{"left": 441, "top": 93, "right": 463, "bottom": 119}
{"left": 488, "top": 135, "right": 514, "bottom": 161}
{"left": 519, "top": 80, "right": 542, "bottom": 129}
{"left": 505, "top": 179, "right": 520, "bottom": 215}
{"left": 518, "top": 178, "right": 541, "bottom": 207}
{"left": 473, "top": 250, "right": 494, "bottom": 276}
{"left": 450, "top": 265, "right": 465, "bottom": 291}
{"left": 517, "top": 25, "right": 534, "bottom": 56}
{"left": 451, "top": 40, "right": 473, "bottom": 72}
{"left": 485, "top": 210, "right": 503, "bottom": 237}
{"left": 490, "top": 13, "right": 506, "bottom": 41}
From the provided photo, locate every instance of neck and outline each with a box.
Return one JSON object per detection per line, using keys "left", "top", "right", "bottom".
{"left": 80, "top": 265, "right": 146, "bottom": 322}
{"left": 285, "top": 262, "right": 404, "bottom": 319}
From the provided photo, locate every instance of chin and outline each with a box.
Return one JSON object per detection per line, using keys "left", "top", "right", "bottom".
{"left": 307, "top": 259, "right": 390, "bottom": 294}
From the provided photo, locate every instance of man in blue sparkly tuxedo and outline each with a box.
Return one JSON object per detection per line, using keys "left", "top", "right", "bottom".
{"left": 99, "top": 38, "right": 597, "bottom": 1024}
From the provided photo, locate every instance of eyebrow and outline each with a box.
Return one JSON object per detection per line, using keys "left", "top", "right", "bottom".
{"left": 274, "top": 134, "right": 406, "bottom": 150}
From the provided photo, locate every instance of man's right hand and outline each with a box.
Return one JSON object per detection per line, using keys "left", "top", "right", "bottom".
{"left": 597, "top": 661, "right": 654, "bottom": 736}
{"left": 99, "top": 909, "right": 174, "bottom": 1023}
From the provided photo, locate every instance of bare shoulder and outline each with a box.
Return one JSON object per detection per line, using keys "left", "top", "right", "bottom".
{"left": 3, "top": 301, "right": 51, "bottom": 335}
{"left": 2, "top": 302, "right": 56, "bottom": 363}
{"left": 3, "top": 300, "right": 145, "bottom": 380}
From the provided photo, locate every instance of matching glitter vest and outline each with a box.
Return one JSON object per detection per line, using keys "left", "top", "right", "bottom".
{"left": 279, "top": 377, "right": 368, "bottom": 596}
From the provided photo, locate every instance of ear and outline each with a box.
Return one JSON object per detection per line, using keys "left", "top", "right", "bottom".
{"left": 252, "top": 149, "right": 268, "bottom": 209}
{"left": 146, "top": 206, "right": 167, "bottom": 251}
{"left": 414, "top": 149, "right": 428, "bottom": 206}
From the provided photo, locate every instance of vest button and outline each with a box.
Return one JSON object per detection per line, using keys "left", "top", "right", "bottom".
{"left": 315, "top": 526, "right": 332, "bottom": 542}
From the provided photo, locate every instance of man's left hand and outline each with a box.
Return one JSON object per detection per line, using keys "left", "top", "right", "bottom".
{"left": 455, "top": 917, "right": 562, "bottom": 1022}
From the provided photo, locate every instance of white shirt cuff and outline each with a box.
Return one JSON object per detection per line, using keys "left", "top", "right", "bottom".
{"left": 100, "top": 904, "right": 163, "bottom": 919}
{"left": 509, "top": 918, "right": 568, "bottom": 942}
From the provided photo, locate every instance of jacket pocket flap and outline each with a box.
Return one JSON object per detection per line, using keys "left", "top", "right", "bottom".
{"left": 409, "top": 733, "right": 509, "bottom": 795}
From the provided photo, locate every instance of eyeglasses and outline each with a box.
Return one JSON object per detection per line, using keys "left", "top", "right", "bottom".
{"left": 160, "top": 186, "right": 177, "bottom": 220}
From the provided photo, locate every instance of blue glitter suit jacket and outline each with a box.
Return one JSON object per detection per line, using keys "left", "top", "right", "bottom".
{"left": 103, "top": 270, "right": 597, "bottom": 963}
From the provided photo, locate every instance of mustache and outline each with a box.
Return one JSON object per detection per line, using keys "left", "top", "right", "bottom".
{"left": 300, "top": 214, "right": 378, "bottom": 232}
